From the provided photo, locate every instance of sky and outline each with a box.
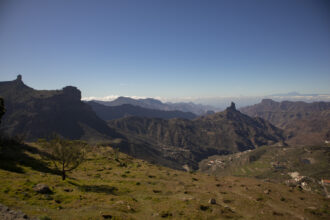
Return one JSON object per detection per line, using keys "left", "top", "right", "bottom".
{"left": 0, "top": 0, "right": 330, "bottom": 103}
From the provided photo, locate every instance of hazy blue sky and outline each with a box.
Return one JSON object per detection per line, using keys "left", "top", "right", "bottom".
{"left": 0, "top": 0, "right": 329, "bottom": 99}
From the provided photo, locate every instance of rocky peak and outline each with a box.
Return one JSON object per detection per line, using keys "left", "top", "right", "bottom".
{"left": 16, "top": 74, "right": 22, "bottom": 82}
{"left": 9, "top": 74, "right": 30, "bottom": 90}
{"left": 226, "top": 102, "right": 236, "bottom": 111}
{"left": 62, "top": 86, "right": 81, "bottom": 100}
{"left": 13, "top": 74, "right": 25, "bottom": 87}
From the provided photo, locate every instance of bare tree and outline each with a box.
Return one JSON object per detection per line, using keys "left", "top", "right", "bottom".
{"left": 38, "top": 136, "right": 86, "bottom": 180}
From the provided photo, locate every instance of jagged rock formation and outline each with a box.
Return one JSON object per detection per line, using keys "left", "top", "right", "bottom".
{"left": 240, "top": 99, "right": 330, "bottom": 145}
{"left": 108, "top": 103, "right": 285, "bottom": 169}
{"left": 87, "top": 101, "right": 197, "bottom": 120}
{"left": 0, "top": 76, "right": 121, "bottom": 141}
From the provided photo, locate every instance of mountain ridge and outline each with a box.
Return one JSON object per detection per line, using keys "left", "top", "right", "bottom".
{"left": 87, "top": 101, "right": 197, "bottom": 120}
{"left": 240, "top": 99, "right": 330, "bottom": 145}
{"left": 92, "top": 96, "right": 217, "bottom": 115}
{"left": 0, "top": 75, "right": 121, "bottom": 141}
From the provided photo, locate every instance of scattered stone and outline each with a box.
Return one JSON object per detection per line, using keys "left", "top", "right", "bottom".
{"left": 208, "top": 198, "right": 216, "bottom": 204}
{"left": 126, "top": 205, "right": 134, "bottom": 212}
{"left": 55, "top": 200, "right": 61, "bottom": 204}
{"left": 102, "top": 214, "right": 113, "bottom": 219}
{"left": 152, "top": 212, "right": 159, "bottom": 217}
{"left": 0, "top": 203, "right": 32, "bottom": 220}
{"left": 223, "top": 199, "right": 232, "bottom": 203}
{"left": 181, "top": 197, "right": 194, "bottom": 202}
{"left": 221, "top": 207, "right": 235, "bottom": 214}
{"left": 33, "top": 184, "right": 52, "bottom": 194}
{"left": 264, "top": 189, "right": 271, "bottom": 194}
{"left": 63, "top": 188, "right": 73, "bottom": 192}
{"left": 272, "top": 211, "right": 284, "bottom": 216}
{"left": 182, "top": 164, "right": 190, "bottom": 172}
{"left": 301, "top": 182, "right": 311, "bottom": 191}
{"left": 160, "top": 211, "right": 172, "bottom": 218}
{"left": 115, "top": 200, "right": 124, "bottom": 205}
{"left": 199, "top": 205, "right": 210, "bottom": 211}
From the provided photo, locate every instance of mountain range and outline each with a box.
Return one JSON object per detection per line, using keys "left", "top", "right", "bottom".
{"left": 108, "top": 103, "right": 285, "bottom": 169}
{"left": 91, "top": 96, "right": 217, "bottom": 115}
{"left": 87, "top": 101, "right": 197, "bottom": 120}
{"left": 2, "top": 76, "right": 329, "bottom": 170}
{"left": 240, "top": 99, "right": 330, "bottom": 145}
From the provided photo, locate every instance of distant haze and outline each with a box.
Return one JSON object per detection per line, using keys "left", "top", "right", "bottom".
{"left": 82, "top": 92, "right": 330, "bottom": 110}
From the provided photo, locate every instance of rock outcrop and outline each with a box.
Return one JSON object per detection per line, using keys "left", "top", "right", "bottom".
{"left": 0, "top": 76, "right": 121, "bottom": 141}
{"left": 33, "top": 184, "right": 52, "bottom": 194}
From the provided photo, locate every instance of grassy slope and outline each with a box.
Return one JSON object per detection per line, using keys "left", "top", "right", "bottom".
{"left": 0, "top": 143, "right": 329, "bottom": 220}
{"left": 199, "top": 145, "right": 330, "bottom": 192}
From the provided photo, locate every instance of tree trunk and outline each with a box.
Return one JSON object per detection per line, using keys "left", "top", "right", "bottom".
{"left": 62, "top": 165, "right": 66, "bottom": 180}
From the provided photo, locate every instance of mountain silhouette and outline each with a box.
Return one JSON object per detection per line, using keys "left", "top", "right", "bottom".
{"left": 0, "top": 75, "right": 121, "bottom": 141}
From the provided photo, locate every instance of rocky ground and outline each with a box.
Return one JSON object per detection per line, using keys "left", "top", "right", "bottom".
{"left": 0, "top": 203, "right": 34, "bottom": 220}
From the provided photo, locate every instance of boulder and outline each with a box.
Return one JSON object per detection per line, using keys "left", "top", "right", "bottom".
{"left": 63, "top": 188, "right": 73, "bottom": 192}
{"left": 33, "top": 184, "right": 52, "bottom": 194}
{"left": 208, "top": 198, "right": 216, "bottom": 204}
{"left": 264, "top": 189, "right": 271, "bottom": 194}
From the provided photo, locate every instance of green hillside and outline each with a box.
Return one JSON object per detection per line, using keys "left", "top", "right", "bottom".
{"left": 199, "top": 145, "right": 330, "bottom": 194}
{"left": 0, "top": 140, "right": 329, "bottom": 220}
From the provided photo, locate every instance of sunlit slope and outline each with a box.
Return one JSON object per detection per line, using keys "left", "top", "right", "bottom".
{"left": 0, "top": 142, "right": 328, "bottom": 220}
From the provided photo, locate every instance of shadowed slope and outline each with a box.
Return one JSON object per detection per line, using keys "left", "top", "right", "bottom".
{"left": 0, "top": 76, "right": 121, "bottom": 141}
{"left": 87, "top": 101, "right": 197, "bottom": 120}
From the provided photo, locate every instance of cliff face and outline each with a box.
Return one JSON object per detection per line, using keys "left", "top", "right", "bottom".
{"left": 0, "top": 76, "right": 121, "bottom": 141}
